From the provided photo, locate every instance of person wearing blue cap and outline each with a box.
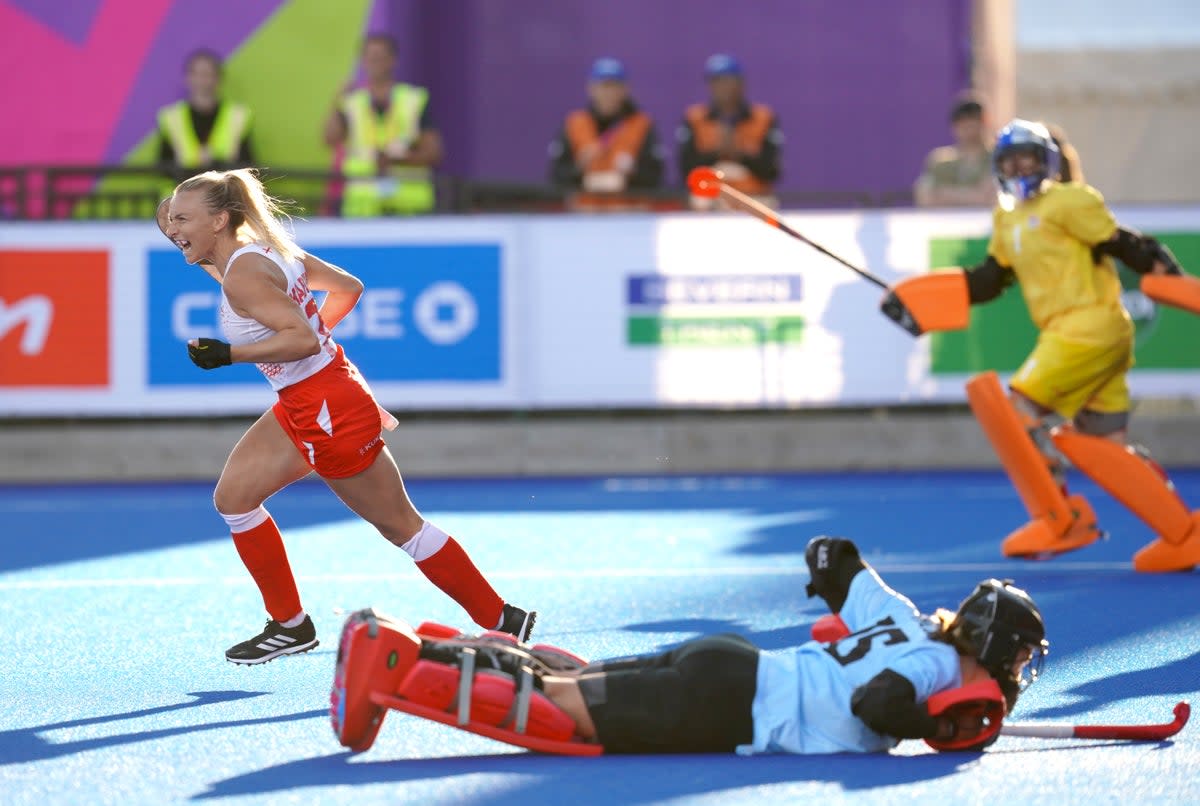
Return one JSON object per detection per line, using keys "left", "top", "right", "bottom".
{"left": 548, "top": 57, "right": 665, "bottom": 208}
{"left": 679, "top": 53, "right": 782, "bottom": 208}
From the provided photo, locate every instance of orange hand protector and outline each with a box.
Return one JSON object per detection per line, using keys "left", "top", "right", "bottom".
{"left": 880, "top": 270, "right": 970, "bottom": 335}
{"left": 1141, "top": 273, "right": 1200, "bottom": 316}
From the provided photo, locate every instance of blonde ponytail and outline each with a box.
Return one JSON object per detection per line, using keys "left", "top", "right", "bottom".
{"left": 175, "top": 169, "right": 301, "bottom": 263}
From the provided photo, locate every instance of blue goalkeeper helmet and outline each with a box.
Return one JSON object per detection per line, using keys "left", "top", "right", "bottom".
{"left": 993, "top": 119, "right": 1061, "bottom": 208}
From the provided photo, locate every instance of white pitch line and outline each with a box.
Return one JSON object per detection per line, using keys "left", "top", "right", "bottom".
{"left": 0, "top": 561, "right": 1132, "bottom": 590}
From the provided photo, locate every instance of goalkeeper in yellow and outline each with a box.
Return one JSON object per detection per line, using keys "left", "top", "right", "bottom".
{"left": 882, "top": 119, "right": 1200, "bottom": 572}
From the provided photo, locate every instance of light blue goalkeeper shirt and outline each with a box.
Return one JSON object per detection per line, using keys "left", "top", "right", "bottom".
{"left": 739, "top": 567, "right": 961, "bottom": 755}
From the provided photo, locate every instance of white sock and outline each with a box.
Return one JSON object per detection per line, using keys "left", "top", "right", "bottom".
{"left": 399, "top": 521, "right": 451, "bottom": 561}
{"left": 280, "top": 611, "right": 307, "bottom": 629}
{"left": 219, "top": 505, "right": 270, "bottom": 533}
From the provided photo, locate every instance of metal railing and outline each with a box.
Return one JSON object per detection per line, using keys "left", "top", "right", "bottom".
{"left": 0, "top": 164, "right": 913, "bottom": 220}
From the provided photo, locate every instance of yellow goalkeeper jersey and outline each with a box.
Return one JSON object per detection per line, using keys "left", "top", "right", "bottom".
{"left": 987, "top": 182, "right": 1132, "bottom": 343}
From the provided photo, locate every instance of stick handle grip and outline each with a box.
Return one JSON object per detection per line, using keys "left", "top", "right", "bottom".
{"left": 1002, "top": 722, "right": 1177, "bottom": 740}
{"left": 1000, "top": 723, "right": 1076, "bottom": 738}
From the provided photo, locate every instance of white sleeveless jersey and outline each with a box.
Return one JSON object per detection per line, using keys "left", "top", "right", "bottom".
{"left": 219, "top": 244, "right": 337, "bottom": 391}
{"left": 738, "top": 568, "right": 962, "bottom": 755}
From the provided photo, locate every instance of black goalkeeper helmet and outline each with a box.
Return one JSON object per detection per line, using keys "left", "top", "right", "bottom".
{"left": 952, "top": 578, "right": 1048, "bottom": 689}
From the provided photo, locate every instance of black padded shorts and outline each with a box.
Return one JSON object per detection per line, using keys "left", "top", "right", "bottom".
{"left": 577, "top": 633, "right": 759, "bottom": 753}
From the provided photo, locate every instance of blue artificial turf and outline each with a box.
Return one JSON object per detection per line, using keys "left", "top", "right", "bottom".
{"left": 1, "top": 470, "right": 1197, "bottom": 805}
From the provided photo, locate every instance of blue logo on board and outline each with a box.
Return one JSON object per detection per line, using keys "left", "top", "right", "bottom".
{"left": 147, "top": 244, "right": 502, "bottom": 385}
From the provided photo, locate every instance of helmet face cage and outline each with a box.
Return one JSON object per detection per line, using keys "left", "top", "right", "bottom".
{"left": 954, "top": 579, "right": 1049, "bottom": 689}
{"left": 993, "top": 119, "right": 1061, "bottom": 208}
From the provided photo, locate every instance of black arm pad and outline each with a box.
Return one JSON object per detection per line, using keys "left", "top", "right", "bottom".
{"left": 1093, "top": 227, "right": 1181, "bottom": 275}
{"left": 804, "top": 536, "right": 866, "bottom": 612}
{"left": 964, "top": 256, "right": 1015, "bottom": 303}
{"left": 851, "top": 669, "right": 941, "bottom": 739}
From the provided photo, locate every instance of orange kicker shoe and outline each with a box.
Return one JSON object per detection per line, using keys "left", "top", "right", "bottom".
{"left": 1133, "top": 512, "right": 1200, "bottom": 573}
{"left": 1002, "top": 495, "right": 1104, "bottom": 559}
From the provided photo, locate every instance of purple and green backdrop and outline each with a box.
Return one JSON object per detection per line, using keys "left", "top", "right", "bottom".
{"left": 0, "top": 0, "right": 970, "bottom": 196}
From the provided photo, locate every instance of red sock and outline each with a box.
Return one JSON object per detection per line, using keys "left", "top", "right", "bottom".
{"left": 416, "top": 537, "right": 504, "bottom": 629}
{"left": 231, "top": 517, "right": 303, "bottom": 623}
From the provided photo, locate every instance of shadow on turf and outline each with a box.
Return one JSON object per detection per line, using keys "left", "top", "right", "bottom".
{"left": 1023, "top": 648, "right": 1200, "bottom": 720}
{"left": 0, "top": 690, "right": 324, "bottom": 765}
{"left": 5, "top": 473, "right": 835, "bottom": 574}
{"left": 0, "top": 480, "right": 354, "bottom": 573}
{"left": 986, "top": 739, "right": 1179, "bottom": 754}
{"left": 195, "top": 748, "right": 976, "bottom": 802}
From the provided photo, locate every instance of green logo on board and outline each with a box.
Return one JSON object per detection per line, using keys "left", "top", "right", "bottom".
{"left": 625, "top": 274, "right": 805, "bottom": 348}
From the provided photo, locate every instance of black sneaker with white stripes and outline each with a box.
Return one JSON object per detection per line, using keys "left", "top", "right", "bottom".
{"left": 496, "top": 604, "right": 537, "bottom": 643}
{"left": 225, "top": 615, "right": 319, "bottom": 665}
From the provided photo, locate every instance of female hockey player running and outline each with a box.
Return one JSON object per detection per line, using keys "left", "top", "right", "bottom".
{"left": 158, "top": 173, "right": 535, "bottom": 665}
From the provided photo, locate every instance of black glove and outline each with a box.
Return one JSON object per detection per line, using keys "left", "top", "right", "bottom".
{"left": 188, "top": 338, "right": 232, "bottom": 370}
{"left": 805, "top": 536, "right": 866, "bottom": 612}
{"left": 1149, "top": 238, "right": 1183, "bottom": 276}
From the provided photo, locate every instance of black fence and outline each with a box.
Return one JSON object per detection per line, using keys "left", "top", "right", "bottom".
{"left": 0, "top": 164, "right": 913, "bottom": 221}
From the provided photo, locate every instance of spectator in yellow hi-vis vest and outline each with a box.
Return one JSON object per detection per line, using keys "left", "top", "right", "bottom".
{"left": 157, "top": 50, "right": 254, "bottom": 183}
{"left": 324, "top": 33, "right": 443, "bottom": 217}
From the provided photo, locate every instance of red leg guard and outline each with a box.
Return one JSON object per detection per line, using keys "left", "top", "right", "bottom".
{"left": 414, "top": 621, "right": 590, "bottom": 672}
{"left": 415, "top": 621, "right": 465, "bottom": 640}
{"left": 1051, "top": 429, "right": 1200, "bottom": 572}
{"left": 330, "top": 609, "right": 422, "bottom": 752}
{"left": 393, "top": 661, "right": 575, "bottom": 737}
{"left": 376, "top": 646, "right": 603, "bottom": 755}
{"left": 966, "top": 371, "right": 1102, "bottom": 557}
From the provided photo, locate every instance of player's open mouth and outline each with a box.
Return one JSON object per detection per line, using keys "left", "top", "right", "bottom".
{"left": 176, "top": 239, "right": 191, "bottom": 251}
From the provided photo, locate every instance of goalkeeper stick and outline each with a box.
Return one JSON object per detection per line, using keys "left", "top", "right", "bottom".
{"left": 686, "top": 166, "right": 889, "bottom": 290}
{"left": 1000, "top": 701, "right": 1189, "bottom": 741}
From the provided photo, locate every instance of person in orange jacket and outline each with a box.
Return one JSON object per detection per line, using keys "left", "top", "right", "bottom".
{"left": 678, "top": 54, "right": 782, "bottom": 209}
{"left": 548, "top": 57, "right": 664, "bottom": 199}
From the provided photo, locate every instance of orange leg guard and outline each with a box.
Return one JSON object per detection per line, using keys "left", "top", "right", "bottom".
{"left": 1051, "top": 429, "right": 1200, "bottom": 572}
{"left": 966, "top": 371, "right": 1102, "bottom": 558}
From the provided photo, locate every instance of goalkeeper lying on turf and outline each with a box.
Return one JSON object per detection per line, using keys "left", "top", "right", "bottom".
{"left": 331, "top": 536, "right": 1047, "bottom": 755}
